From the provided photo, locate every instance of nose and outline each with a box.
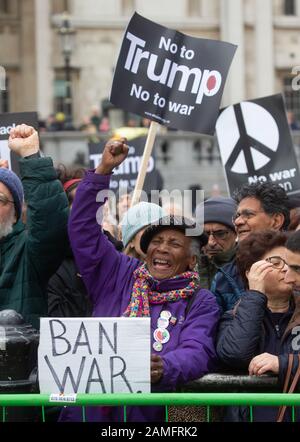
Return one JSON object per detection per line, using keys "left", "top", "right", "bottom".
{"left": 284, "top": 268, "right": 295, "bottom": 285}
{"left": 156, "top": 241, "right": 169, "bottom": 253}
{"left": 234, "top": 215, "right": 245, "bottom": 227}
{"left": 207, "top": 234, "right": 217, "bottom": 247}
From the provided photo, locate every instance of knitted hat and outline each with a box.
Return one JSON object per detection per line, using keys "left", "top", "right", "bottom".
{"left": 0, "top": 168, "right": 24, "bottom": 220}
{"left": 140, "top": 215, "right": 208, "bottom": 254}
{"left": 121, "top": 202, "right": 166, "bottom": 248}
{"left": 196, "top": 196, "right": 237, "bottom": 232}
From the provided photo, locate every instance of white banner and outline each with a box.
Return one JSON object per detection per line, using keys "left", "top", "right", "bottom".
{"left": 38, "top": 317, "right": 151, "bottom": 395}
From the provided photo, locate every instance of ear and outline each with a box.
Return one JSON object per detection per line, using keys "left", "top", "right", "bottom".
{"left": 188, "top": 255, "right": 197, "bottom": 270}
{"left": 271, "top": 213, "right": 285, "bottom": 230}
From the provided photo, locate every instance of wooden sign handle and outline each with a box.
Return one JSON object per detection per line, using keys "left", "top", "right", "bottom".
{"left": 130, "top": 121, "right": 160, "bottom": 207}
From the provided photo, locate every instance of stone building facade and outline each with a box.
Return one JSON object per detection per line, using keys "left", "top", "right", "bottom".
{"left": 0, "top": 0, "right": 299, "bottom": 125}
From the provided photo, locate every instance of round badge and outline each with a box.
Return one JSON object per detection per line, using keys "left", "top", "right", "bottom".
{"left": 160, "top": 310, "right": 172, "bottom": 320}
{"left": 153, "top": 342, "right": 163, "bottom": 352}
{"left": 157, "top": 317, "right": 169, "bottom": 329}
{"left": 153, "top": 327, "right": 170, "bottom": 344}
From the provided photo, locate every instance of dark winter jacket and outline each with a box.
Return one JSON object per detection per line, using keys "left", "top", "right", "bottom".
{"left": 47, "top": 232, "right": 123, "bottom": 317}
{"left": 217, "top": 290, "right": 300, "bottom": 421}
{"left": 0, "top": 157, "right": 69, "bottom": 329}
{"left": 210, "top": 260, "right": 246, "bottom": 313}
{"left": 199, "top": 247, "right": 237, "bottom": 290}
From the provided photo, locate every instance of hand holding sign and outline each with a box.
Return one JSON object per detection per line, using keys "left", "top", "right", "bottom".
{"left": 8, "top": 124, "right": 39, "bottom": 158}
{"left": 96, "top": 137, "right": 129, "bottom": 175}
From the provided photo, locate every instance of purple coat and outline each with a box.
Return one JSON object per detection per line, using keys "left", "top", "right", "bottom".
{"left": 60, "top": 172, "right": 220, "bottom": 422}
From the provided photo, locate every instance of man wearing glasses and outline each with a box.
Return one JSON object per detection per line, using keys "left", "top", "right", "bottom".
{"left": 196, "top": 196, "right": 237, "bottom": 289}
{"left": 211, "top": 182, "right": 290, "bottom": 313}
{"left": 0, "top": 124, "right": 68, "bottom": 329}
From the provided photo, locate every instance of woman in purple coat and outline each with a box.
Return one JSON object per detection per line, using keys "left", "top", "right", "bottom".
{"left": 60, "top": 138, "right": 220, "bottom": 422}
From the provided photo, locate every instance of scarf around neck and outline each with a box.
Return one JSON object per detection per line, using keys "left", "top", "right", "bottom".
{"left": 123, "top": 263, "right": 200, "bottom": 317}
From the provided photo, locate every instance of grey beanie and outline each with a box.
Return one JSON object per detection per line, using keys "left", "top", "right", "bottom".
{"left": 196, "top": 196, "right": 237, "bottom": 232}
{"left": 0, "top": 168, "right": 24, "bottom": 219}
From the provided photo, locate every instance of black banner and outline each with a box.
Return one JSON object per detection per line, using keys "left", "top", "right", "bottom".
{"left": 216, "top": 94, "right": 300, "bottom": 195}
{"left": 0, "top": 112, "right": 38, "bottom": 175}
{"left": 110, "top": 13, "right": 236, "bottom": 134}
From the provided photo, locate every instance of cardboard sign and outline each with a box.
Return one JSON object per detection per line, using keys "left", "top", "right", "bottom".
{"left": 216, "top": 94, "right": 300, "bottom": 195}
{"left": 38, "top": 317, "right": 151, "bottom": 394}
{"left": 0, "top": 112, "right": 38, "bottom": 174}
{"left": 110, "top": 13, "right": 236, "bottom": 134}
{"left": 89, "top": 132, "right": 161, "bottom": 195}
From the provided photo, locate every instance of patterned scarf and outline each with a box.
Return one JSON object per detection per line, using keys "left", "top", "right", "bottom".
{"left": 123, "top": 264, "right": 200, "bottom": 317}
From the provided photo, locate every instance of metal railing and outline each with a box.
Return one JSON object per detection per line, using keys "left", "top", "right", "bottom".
{"left": 1, "top": 392, "right": 300, "bottom": 422}
{"left": 1, "top": 370, "right": 300, "bottom": 423}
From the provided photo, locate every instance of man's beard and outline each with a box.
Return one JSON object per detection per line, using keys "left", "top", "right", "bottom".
{"left": 0, "top": 210, "right": 15, "bottom": 239}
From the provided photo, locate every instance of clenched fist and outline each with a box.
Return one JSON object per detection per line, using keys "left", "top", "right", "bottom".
{"left": 8, "top": 124, "right": 39, "bottom": 158}
{"left": 96, "top": 137, "right": 128, "bottom": 175}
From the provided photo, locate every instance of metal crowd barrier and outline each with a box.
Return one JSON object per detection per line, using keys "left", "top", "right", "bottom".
{"left": 1, "top": 373, "right": 300, "bottom": 422}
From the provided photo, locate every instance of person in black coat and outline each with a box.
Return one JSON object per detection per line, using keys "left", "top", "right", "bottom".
{"left": 217, "top": 230, "right": 300, "bottom": 422}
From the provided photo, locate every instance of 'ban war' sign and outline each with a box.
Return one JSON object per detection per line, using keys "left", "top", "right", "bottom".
{"left": 110, "top": 13, "right": 236, "bottom": 134}
{"left": 0, "top": 112, "right": 38, "bottom": 174}
{"left": 38, "top": 318, "right": 151, "bottom": 394}
{"left": 216, "top": 94, "right": 300, "bottom": 195}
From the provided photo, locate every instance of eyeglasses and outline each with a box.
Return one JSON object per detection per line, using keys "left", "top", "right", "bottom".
{"left": 204, "top": 229, "right": 231, "bottom": 240}
{"left": 232, "top": 209, "right": 265, "bottom": 223}
{"left": 0, "top": 195, "right": 14, "bottom": 207}
{"left": 265, "top": 256, "right": 287, "bottom": 270}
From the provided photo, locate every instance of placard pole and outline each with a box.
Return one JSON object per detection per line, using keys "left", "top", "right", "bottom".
{"left": 130, "top": 121, "right": 160, "bottom": 207}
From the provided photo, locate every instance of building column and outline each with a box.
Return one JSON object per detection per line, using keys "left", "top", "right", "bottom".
{"left": 296, "top": 0, "right": 300, "bottom": 15}
{"left": 20, "top": 0, "right": 37, "bottom": 112}
{"left": 220, "top": 0, "right": 245, "bottom": 106}
{"left": 255, "top": 0, "right": 274, "bottom": 96}
{"left": 35, "top": 0, "right": 53, "bottom": 120}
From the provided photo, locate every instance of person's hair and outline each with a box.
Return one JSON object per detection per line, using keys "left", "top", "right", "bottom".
{"left": 288, "top": 208, "right": 300, "bottom": 231}
{"left": 190, "top": 238, "right": 201, "bottom": 261}
{"left": 236, "top": 230, "right": 288, "bottom": 287}
{"left": 56, "top": 164, "right": 85, "bottom": 205}
{"left": 286, "top": 230, "right": 300, "bottom": 253}
{"left": 233, "top": 182, "right": 290, "bottom": 230}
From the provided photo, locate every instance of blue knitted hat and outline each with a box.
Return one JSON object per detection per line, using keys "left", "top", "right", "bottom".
{"left": 121, "top": 202, "right": 167, "bottom": 247}
{"left": 0, "top": 168, "right": 24, "bottom": 220}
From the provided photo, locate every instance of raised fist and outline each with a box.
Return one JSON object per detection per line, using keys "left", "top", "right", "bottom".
{"left": 8, "top": 124, "right": 39, "bottom": 158}
{"left": 96, "top": 137, "right": 129, "bottom": 175}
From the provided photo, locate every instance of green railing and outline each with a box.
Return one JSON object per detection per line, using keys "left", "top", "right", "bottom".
{"left": 1, "top": 392, "right": 300, "bottom": 422}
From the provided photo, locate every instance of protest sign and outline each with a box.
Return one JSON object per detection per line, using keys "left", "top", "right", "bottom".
{"left": 216, "top": 94, "right": 300, "bottom": 195}
{"left": 38, "top": 317, "right": 151, "bottom": 394}
{"left": 110, "top": 12, "right": 236, "bottom": 134}
{"left": 0, "top": 112, "right": 38, "bottom": 174}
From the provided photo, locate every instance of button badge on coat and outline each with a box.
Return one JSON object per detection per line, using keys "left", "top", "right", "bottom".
{"left": 153, "top": 327, "right": 170, "bottom": 344}
{"left": 153, "top": 341, "right": 163, "bottom": 352}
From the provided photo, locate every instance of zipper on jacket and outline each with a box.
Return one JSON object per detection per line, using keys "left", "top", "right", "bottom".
{"left": 274, "top": 324, "right": 280, "bottom": 338}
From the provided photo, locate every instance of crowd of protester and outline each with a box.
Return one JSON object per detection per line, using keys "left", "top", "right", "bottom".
{"left": 38, "top": 106, "right": 153, "bottom": 134}
{"left": 2, "top": 124, "right": 300, "bottom": 422}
